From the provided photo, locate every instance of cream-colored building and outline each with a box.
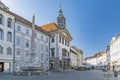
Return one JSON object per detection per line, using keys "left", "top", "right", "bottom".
{"left": 70, "top": 46, "right": 83, "bottom": 68}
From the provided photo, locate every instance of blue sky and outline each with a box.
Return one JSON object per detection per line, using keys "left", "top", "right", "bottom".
{"left": 2, "top": 0, "right": 120, "bottom": 58}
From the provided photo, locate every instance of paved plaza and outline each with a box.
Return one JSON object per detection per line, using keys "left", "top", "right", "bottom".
{"left": 0, "top": 70, "right": 119, "bottom": 80}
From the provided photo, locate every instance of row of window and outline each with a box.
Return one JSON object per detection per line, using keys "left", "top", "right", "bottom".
{"left": 0, "top": 45, "right": 12, "bottom": 55}
{"left": 0, "top": 29, "right": 12, "bottom": 41}
{"left": 16, "top": 38, "right": 49, "bottom": 52}
{"left": 16, "top": 26, "right": 49, "bottom": 42}
{"left": 16, "top": 50, "right": 49, "bottom": 61}
{"left": 51, "top": 48, "right": 70, "bottom": 58}
{"left": 0, "top": 14, "right": 12, "bottom": 28}
{"left": 59, "top": 36, "right": 69, "bottom": 46}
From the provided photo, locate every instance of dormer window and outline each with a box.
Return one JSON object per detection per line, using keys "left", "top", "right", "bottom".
{"left": 7, "top": 18, "right": 12, "bottom": 28}
{"left": 0, "top": 14, "right": 3, "bottom": 25}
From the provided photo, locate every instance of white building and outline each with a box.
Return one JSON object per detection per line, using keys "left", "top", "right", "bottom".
{"left": 41, "top": 5, "right": 72, "bottom": 71}
{"left": 110, "top": 35, "right": 120, "bottom": 70}
{"left": 97, "top": 51, "right": 107, "bottom": 69}
{"left": 85, "top": 56, "right": 97, "bottom": 67}
{"left": 0, "top": 1, "right": 50, "bottom": 73}
{"left": 85, "top": 51, "right": 107, "bottom": 69}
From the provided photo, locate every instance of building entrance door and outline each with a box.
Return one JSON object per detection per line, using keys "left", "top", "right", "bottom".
{"left": 0, "top": 62, "right": 4, "bottom": 72}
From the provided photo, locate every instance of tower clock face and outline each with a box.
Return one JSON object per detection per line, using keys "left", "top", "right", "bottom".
{"left": 58, "top": 18, "right": 62, "bottom": 22}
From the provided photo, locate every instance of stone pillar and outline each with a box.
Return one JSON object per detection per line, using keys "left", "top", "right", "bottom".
{"left": 29, "top": 14, "right": 36, "bottom": 67}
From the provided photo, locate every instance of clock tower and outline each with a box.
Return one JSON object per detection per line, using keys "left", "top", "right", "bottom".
{"left": 57, "top": 1, "right": 66, "bottom": 29}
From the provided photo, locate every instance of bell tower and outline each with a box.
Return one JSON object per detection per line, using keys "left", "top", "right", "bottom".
{"left": 57, "top": 1, "right": 66, "bottom": 29}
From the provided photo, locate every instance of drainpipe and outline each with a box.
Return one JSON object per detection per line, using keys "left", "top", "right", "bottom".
{"left": 13, "top": 18, "right": 16, "bottom": 75}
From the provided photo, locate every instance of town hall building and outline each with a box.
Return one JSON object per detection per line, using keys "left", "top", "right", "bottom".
{"left": 41, "top": 4, "right": 72, "bottom": 71}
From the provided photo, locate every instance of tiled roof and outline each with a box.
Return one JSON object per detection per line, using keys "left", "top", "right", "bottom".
{"left": 40, "top": 23, "right": 58, "bottom": 32}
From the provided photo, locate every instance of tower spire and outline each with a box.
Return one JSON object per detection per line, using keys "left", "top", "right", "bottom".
{"left": 59, "top": 0, "right": 63, "bottom": 16}
{"left": 60, "top": 0, "right": 62, "bottom": 10}
{"left": 57, "top": 0, "right": 66, "bottom": 29}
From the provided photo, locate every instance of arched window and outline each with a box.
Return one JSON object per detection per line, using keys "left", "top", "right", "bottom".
{"left": 7, "top": 47, "right": 12, "bottom": 55}
{"left": 0, "top": 14, "right": 4, "bottom": 25}
{"left": 7, "top": 32, "right": 12, "bottom": 42}
{"left": 0, "top": 45, "right": 3, "bottom": 54}
{"left": 7, "top": 18, "right": 12, "bottom": 28}
{"left": 0, "top": 29, "right": 3, "bottom": 40}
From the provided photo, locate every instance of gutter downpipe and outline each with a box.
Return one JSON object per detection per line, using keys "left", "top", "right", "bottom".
{"left": 13, "top": 18, "right": 16, "bottom": 75}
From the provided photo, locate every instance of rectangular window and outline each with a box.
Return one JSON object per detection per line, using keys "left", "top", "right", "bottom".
{"left": 26, "top": 29, "right": 29, "bottom": 35}
{"left": 7, "top": 47, "right": 12, "bottom": 55}
{"left": 46, "top": 46, "right": 48, "bottom": 53}
{"left": 7, "top": 21, "right": 11, "bottom": 28}
{"left": 17, "top": 26, "right": 21, "bottom": 32}
{"left": 26, "top": 52, "right": 29, "bottom": 57}
{"left": 59, "top": 36, "right": 61, "bottom": 43}
{"left": 46, "top": 54, "right": 48, "bottom": 61}
{"left": 51, "top": 48, "right": 55, "bottom": 57}
{"left": 41, "top": 36, "right": 43, "bottom": 41}
{"left": 62, "top": 38, "right": 64, "bottom": 44}
{"left": 0, "top": 17, "right": 2, "bottom": 25}
{"left": 16, "top": 50, "right": 20, "bottom": 56}
{"left": 0, "top": 29, "right": 3, "bottom": 40}
{"left": 0, "top": 46, "right": 3, "bottom": 54}
{"left": 26, "top": 41, "right": 29, "bottom": 48}
{"left": 41, "top": 45, "right": 43, "bottom": 51}
{"left": 16, "top": 38, "right": 20, "bottom": 46}
{"left": 51, "top": 35, "right": 55, "bottom": 42}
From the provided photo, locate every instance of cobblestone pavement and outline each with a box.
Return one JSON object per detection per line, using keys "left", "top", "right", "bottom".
{"left": 0, "top": 70, "right": 119, "bottom": 80}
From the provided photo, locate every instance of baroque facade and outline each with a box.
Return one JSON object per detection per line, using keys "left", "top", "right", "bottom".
{"left": 41, "top": 5, "right": 72, "bottom": 71}
{"left": 0, "top": 1, "right": 83, "bottom": 73}
{"left": 0, "top": 2, "right": 49, "bottom": 72}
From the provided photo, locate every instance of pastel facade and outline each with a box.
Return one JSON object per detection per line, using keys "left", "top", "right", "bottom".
{"left": 70, "top": 46, "right": 83, "bottom": 68}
